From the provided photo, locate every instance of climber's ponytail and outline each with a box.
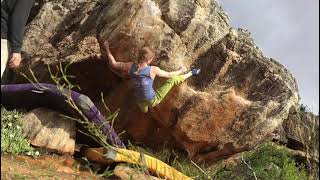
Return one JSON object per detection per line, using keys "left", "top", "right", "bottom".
{"left": 133, "top": 47, "right": 155, "bottom": 74}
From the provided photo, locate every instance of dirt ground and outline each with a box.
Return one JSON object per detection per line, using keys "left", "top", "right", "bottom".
{"left": 1, "top": 154, "right": 103, "bottom": 179}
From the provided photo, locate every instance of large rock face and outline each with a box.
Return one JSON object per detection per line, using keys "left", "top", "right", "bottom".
{"left": 15, "top": 0, "right": 299, "bottom": 163}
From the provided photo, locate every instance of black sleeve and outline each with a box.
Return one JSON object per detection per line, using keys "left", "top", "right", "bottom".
{"left": 9, "top": 0, "right": 34, "bottom": 53}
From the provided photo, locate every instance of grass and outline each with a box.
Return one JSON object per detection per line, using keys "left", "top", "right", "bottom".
{"left": 1, "top": 107, "right": 39, "bottom": 156}
{"left": 1, "top": 154, "right": 101, "bottom": 179}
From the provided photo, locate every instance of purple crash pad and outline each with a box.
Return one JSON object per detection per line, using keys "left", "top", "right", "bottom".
{"left": 1, "top": 83, "right": 125, "bottom": 148}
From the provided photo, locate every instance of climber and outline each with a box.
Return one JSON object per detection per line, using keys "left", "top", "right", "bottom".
{"left": 1, "top": 0, "right": 34, "bottom": 83}
{"left": 100, "top": 41, "right": 200, "bottom": 113}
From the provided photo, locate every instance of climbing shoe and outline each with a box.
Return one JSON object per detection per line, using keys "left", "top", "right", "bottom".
{"left": 191, "top": 68, "right": 201, "bottom": 75}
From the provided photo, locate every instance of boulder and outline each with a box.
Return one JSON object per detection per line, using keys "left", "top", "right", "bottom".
{"left": 16, "top": 0, "right": 299, "bottom": 163}
{"left": 274, "top": 108, "right": 319, "bottom": 162}
{"left": 114, "top": 164, "right": 164, "bottom": 180}
{"left": 22, "top": 108, "right": 76, "bottom": 154}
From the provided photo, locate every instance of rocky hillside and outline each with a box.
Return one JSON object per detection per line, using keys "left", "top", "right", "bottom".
{"left": 14, "top": 0, "right": 300, "bottom": 164}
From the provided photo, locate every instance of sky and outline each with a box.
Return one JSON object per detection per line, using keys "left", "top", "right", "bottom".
{"left": 217, "top": 0, "right": 319, "bottom": 114}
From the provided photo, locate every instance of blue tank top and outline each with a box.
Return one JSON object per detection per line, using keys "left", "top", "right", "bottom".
{"left": 129, "top": 64, "right": 156, "bottom": 101}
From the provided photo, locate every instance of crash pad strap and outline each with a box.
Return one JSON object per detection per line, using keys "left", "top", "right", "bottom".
{"left": 84, "top": 147, "right": 192, "bottom": 180}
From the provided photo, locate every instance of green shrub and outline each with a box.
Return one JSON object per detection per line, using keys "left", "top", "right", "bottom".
{"left": 215, "top": 143, "right": 307, "bottom": 180}
{"left": 1, "top": 108, "right": 38, "bottom": 156}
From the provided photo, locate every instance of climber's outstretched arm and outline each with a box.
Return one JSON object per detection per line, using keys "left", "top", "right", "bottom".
{"left": 100, "top": 41, "right": 132, "bottom": 76}
{"left": 152, "top": 66, "right": 187, "bottom": 79}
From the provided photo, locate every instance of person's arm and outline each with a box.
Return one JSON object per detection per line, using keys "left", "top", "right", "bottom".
{"left": 9, "top": 0, "right": 34, "bottom": 53}
{"left": 153, "top": 66, "right": 187, "bottom": 79}
{"left": 100, "top": 41, "right": 132, "bottom": 75}
{"left": 8, "top": 0, "right": 34, "bottom": 69}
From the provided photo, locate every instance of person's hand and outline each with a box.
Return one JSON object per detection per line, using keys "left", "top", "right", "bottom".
{"left": 9, "top": 53, "right": 22, "bottom": 69}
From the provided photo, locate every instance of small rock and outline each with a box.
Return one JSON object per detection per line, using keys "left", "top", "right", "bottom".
{"left": 114, "top": 164, "right": 164, "bottom": 180}
{"left": 22, "top": 108, "right": 76, "bottom": 155}
{"left": 63, "top": 157, "right": 76, "bottom": 168}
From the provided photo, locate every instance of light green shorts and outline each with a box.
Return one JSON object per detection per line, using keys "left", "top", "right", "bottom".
{"left": 137, "top": 75, "right": 185, "bottom": 113}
